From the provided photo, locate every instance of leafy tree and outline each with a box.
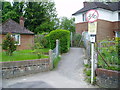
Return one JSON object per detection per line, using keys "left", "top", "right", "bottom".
{"left": 2, "top": 33, "right": 17, "bottom": 56}
{"left": 2, "top": 1, "right": 58, "bottom": 34}
{"left": 59, "top": 17, "right": 75, "bottom": 32}
{"left": 24, "top": 1, "right": 58, "bottom": 33}
{"left": 2, "top": 2, "right": 24, "bottom": 23}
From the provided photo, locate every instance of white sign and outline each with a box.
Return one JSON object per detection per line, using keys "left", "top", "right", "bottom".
{"left": 90, "top": 35, "right": 96, "bottom": 43}
{"left": 88, "top": 22, "right": 97, "bottom": 35}
{"left": 86, "top": 9, "right": 99, "bottom": 23}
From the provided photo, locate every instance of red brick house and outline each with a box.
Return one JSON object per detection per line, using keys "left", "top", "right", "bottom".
{"left": 72, "top": 2, "right": 120, "bottom": 42}
{"left": 0, "top": 16, "right": 34, "bottom": 50}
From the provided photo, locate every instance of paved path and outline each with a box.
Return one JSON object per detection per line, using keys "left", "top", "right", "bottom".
{"left": 2, "top": 48, "right": 98, "bottom": 88}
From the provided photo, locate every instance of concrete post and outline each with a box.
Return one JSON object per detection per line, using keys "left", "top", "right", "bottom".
{"left": 70, "top": 32, "right": 72, "bottom": 47}
{"left": 91, "top": 42, "right": 95, "bottom": 84}
{"left": 49, "top": 49, "right": 53, "bottom": 70}
{"left": 56, "top": 39, "right": 59, "bottom": 56}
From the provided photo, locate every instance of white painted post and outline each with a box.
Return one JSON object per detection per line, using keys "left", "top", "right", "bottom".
{"left": 49, "top": 49, "right": 53, "bottom": 70}
{"left": 70, "top": 32, "right": 72, "bottom": 47}
{"left": 91, "top": 42, "right": 95, "bottom": 84}
{"left": 56, "top": 39, "right": 59, "bottom": 56}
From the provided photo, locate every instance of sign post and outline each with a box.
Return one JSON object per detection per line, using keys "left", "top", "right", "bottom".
{"left": 86, "top": 9, "right": 99, "bottom": 84}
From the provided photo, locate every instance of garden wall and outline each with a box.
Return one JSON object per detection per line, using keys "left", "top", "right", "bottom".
{"left": 96, "top": 68, "right": 120, "bottom": 88}
{"left": 1, "top": 58, "right": 50, "bottom": 79}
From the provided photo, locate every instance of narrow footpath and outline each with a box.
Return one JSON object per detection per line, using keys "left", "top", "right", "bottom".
{"left": 2, "top": 48, "right": 98, "bottom": 88}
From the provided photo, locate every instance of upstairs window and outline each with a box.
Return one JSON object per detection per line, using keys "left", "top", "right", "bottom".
{"left": 118, "top": 12, "right": 120, "bottom": 21}
{"left": 82, "top": 13, "right": 86, "bottom": 22}
{"left": 11, "top": 34, "right": 21, "bottom": 45}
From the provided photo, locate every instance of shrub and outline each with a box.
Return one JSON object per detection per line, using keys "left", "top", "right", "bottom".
{"left": 53, "top": 55, "right": 61, "bottom": 69}
{"left": 85, "top": 70, "right": 91, "bottom": 76}
{"left": 45, "top": 29, "right": 70, "bottom": 53}
{"left": 72, "top": 33, "right": 84, "bottom": 47}
{"left": 97, "top": 39, "right": 119, "bottom": 71}
{"left": 33, "top": 34, "right": 45, "bottom": 59}
{"left": 2, "top": 33, "right": 17, "bottom": 56}
{"left": 34, "top": 34, "right": 48, "bottom": 48}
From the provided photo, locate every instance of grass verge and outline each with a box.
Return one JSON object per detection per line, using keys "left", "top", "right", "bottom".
{"left": 0, "top": 48, "right": 49, "bottom": 62}
{"left": 53, "top": 55, "right": 61, "bottom": 69}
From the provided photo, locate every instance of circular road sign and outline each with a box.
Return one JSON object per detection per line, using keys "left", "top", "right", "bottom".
{"left": 86, "top": 9, "right": 99, "bottom": 23}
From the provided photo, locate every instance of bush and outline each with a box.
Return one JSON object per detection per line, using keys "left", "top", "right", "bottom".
{"left": 53, "top": 55, "right": 61, "bottom": 69}
{"left": 45, "top": 29, "right": 70, "bottom": 53}
{"left": 97, "top": 39, "right": 119, "bottom": 71}
{"left": 72, "top": 33, "right": 84, "bottom": 47}
{"left": 2, "top": 33, "right": 17, "bottom": 56}
{"left": 85, "top": 70, "right": 91, "bottom": 76}
{"left": 34, "top": 34, "right": 48, "bottom": 48}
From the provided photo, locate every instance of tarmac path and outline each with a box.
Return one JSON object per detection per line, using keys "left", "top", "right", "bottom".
{"left": 2, "top": 48, "right": 98, "bottom": 88}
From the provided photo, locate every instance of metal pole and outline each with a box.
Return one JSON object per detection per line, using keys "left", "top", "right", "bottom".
{"left": 71, "top": 32, "right": 72, "bottom": 47}
{"left": 91, "top": 42, "right": 94, "bottom": 84}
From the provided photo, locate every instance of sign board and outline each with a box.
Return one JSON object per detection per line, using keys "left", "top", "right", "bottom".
{"left": 86, "top": 9, "right": 99, "bottom": 23}
{"left": 90, "top": 35, "right": 96, "bottom": 43}
{"left": 86, "top": 9, "right": 99, "bottom": 84}
{"left": 88, "top": 22, "right": 97, "bottom": 35}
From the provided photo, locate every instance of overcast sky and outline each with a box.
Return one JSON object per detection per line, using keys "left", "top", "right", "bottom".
{"left": 6, "top": 0, "right": 85, "bottom": 18}
{"left": 54, "top": 0, "right": 84, "bottom": 18}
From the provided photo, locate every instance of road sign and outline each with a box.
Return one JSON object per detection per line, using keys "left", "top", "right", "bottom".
{"left": 90, "top": 35, "right": 96, "bottom": 43}
{"left": 88, "top": 22, "right": 97, "bottom": 35}
{"left": 86, "top": 9, "right": 99, "bottom": 23}
{"left": 86, "top": 9, "right": 99, "bottom": 84}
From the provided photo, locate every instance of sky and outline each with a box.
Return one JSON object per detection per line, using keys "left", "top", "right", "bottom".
{"left": 6, "top": 0, "right": 85, "bottom": 18}
{"left": 53, "top": 0, "right": 84, "bottom": 18}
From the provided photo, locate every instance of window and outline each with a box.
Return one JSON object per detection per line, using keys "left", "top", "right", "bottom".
{"left": 11, "top": 34, "right": 20, "bottom": 45}
{"left": 118, "top": 12, "right": 120, "bottom": 21}
{"left": 115, "top": 31, "right": 120, "bottom": 37}
{"left": 82, "top": 13, "right": 86, "bottom": 22}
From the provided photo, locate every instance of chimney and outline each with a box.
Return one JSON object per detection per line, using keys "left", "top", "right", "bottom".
{"left": 20, "top": 16, "right": 24, "bottom": 27}
{"left": 83, "top": 2, "right": 88, "bottom": 7}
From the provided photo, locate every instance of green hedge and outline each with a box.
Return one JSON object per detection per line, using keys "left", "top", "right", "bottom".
{"left": 45, "top": 29, "right": 70, "bottom": 53}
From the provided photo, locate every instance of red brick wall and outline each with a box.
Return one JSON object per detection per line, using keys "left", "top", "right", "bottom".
{"left": 17, "top": 35, "right": 34, "bottom": 50}
{"left": 96, "top": 68, "right": 120, "bottom": 88}
{"left": 113, "top": 21, "right": 120, "bottom": 30}
{"left": 0, "top": 34, "right": 34, "bottom": 50}
{"left": 76, "top": 22, "right": 88, "bottom": 34}
{"left": 75, "top": 20, "right": 119, "bottom": 42}
{"left": 96, "top": 19, "right": 115, "bottom": 42}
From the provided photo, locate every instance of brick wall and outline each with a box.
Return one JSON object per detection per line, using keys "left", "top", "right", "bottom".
{"left": 1, "top": 58, "right": 50, "bottom": 79}
{"left": 113, "top": 21, "right": 120, "bottom": 30}
{"left": 17, "top": 34, "right": 34, "bottom": 50}
{"left": 96, "top": 68, "right": 120, "bottom": 88}
{"left": 75, "top": 19, "right": 119, "bottom": 42}
{"left": 76, "top": 22, "right": 88, "bottom": 34}
{"left": 0, "top": 34, "right": 34, "bottom": 50}
{"left": 96, "top": 19, "right": 115, "bottom": 42}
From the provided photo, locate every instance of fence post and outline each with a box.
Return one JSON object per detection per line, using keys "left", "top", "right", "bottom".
{"left": 70, "top": 32, "right": 72, "bottom": 47}
{"left": 56, "top": 39, "right": 59, "bottom": 56}
{"left": 49, "top": 49, "right": 53, "bottom": 70}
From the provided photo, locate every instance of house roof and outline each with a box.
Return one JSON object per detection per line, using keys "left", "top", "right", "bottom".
{"left": 72, "top": 2, "right": 120, "bottom": 15}
{"left": 2, "top": 19, "right": 34, "bottom": 35}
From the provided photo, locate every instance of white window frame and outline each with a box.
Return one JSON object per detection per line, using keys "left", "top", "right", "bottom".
{"left": 82, "top": 13, "right": 86, "bottom": 22}
{"left": 118, "top": 12, "right": 120, "bottom": 21}
{"left": 115, "top": 31, "right": 120, "bottom": 38}
{"left": 11, "top": 34, "right": 21, "bottom": 45}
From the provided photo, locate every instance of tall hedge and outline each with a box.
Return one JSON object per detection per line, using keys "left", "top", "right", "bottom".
{"left": 45, "top": 29, "right": 70, "bottom": 53}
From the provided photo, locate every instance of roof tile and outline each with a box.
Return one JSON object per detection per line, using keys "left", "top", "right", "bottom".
{"left": 2, "top": 19, "right": 34, "bottom": 35}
